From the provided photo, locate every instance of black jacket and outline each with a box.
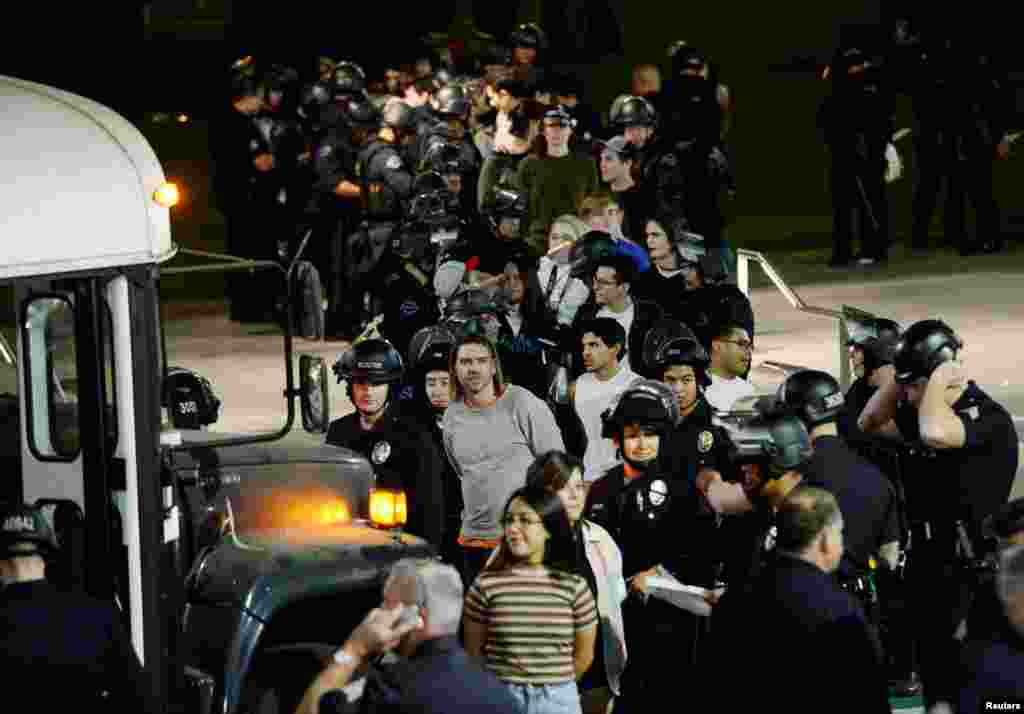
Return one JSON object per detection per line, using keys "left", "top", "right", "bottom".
{"left": 0, "top": 580, "right": 153, "bottom": 713}
{"left": 710, "top": 555, "right": 891, "bottom": 714}
{"left": 322, "top": 635, "right": 522, "bottom": 714}
{"left": 326, "top": 403, "right": 446, "bottom": 547}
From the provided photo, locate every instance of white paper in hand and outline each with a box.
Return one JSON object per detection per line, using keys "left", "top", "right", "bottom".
{"left": 645, "top": 573, "right": 714, "bottom": 617}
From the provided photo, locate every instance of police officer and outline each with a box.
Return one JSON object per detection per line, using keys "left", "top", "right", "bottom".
{"left": 775, "top": 370, "right": 902, "bottom": 602}
{"left": 401, "top": 326, "right": 463, "bottom": 565}
{"left": 908, "top": 30, "right": 1012, "bottom": 256}
{"left": 642, "top": 321, "right": 735, "bottom": 486}
{"left": 473, "top": 185, "right": 531, "bottom": 279}
{"left": 817, "top": 43, "right": 895, "bottom": 267}
{"left": 0, "top": 502, "right": 153, "bottom": 712}
{"left": 310, "top": 95, "right": 376, "bottom": 337}
{"left": 858, "top": 319, "right": 1019, "bottom": 709}
{"left": 326, "top": 339, "right": 445, "bottom": 548}
{"left": 584, "top": 380, "right": 716, "bottom": 712}
{"left": 209, "top": 68, "right": 278, "bottom": 323}
{"left": 840, "top": 316, "right": 901, "bottom": 442}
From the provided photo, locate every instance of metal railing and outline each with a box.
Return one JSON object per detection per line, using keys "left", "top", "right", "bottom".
{"left": 735, "top": 248, "right": 852, "bottom": 391}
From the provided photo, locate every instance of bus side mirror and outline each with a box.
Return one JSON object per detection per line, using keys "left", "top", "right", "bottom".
{"left": 299, "top": 355, "right": 330, "bottom": 434}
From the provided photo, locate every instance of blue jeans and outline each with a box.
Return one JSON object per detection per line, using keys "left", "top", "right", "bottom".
{"left": 505, "top": 681, "right": 582, "bottom": 714}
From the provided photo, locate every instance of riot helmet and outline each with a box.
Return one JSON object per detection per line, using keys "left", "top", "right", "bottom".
{"left": 163, "top": 367, "right": 222, "bottom": 430}
{"left": 719, "top": 410, "right": 814, "bottom": 475}
{"left": 608, "top": 95, "right": 658, "bottom": 130}
{"left": 332, "top": 61, "right": 367, "bottom": 96}
{"left": 668, "top": 41, "right": 709, "bottom": 77}
{"left": 332, "top": 338, "right": 404, "bottom": 385}
{"left": 892, "top": 319, "right": 962, "bottom": 384}
{"left": 509, "top": 23, "right": 548, "bottom": 50}
{"left": 776, "top": 369, "right": 845, "bottom": 428}
{"left": 299, "top": 81, "right": 333, "bottom": 119}
{"left": 601, "top": 379, "right": 680, "bottom": 442}
{"left": 433, "top": 85, "right": 471, "bottom": 119}
{"left": 568, "top": 231, "right": 617, "bottom": 279}
{"left": 408, "top": 171, "right": 460, "bottom": 227}
{"left": 0, "top": 502, "right": 58, "bottom": 559}
{"left": 847, "top": 315, "right": 901, "bottom": 376}
{"left": 643, "top": 319, "right": 710, "bottom": 384}
{"left": 423, "top": 140, "right": 468, "bottom": 176}
{"left": 408, "top": 325, "right": 456, "bottom": 373}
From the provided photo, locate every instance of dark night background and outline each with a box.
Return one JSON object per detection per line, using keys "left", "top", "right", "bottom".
{"left": 3, "top": 0, "right": 1020, "bottom": 297}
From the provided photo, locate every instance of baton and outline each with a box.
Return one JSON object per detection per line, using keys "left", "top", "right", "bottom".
{"left": 855, "top": 174, "right": 880, "bottom": 232}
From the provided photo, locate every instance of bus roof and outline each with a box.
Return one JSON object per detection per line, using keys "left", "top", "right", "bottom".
{"left": 0, "top": 75, "right": 176, "bottom": 281}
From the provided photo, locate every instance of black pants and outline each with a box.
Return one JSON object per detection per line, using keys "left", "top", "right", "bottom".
{"left": 614, "top": 596, "right": 700, "bottom": 713}
{"left": 906, "top": 536, "right": 971, "bottom": 707}
{"left": 829, "top": 159, "right": 889, "bottom": 263}
{"left": 912, "top": 144, "right": 999, "bottom": 253}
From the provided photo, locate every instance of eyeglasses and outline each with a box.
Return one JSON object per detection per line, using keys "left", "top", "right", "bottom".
{"left": 502, "top": 515, "right": 543, "bottom": 528}
{"left": 719, "top": 339, "right": 753, "bottom": 351}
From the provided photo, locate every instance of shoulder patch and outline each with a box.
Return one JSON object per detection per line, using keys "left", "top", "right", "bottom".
{"left": 385, "top": 154, "right": 403, "bottom": 170}
{"left": 318, "top": 145, "right": 333, "bottom": 159}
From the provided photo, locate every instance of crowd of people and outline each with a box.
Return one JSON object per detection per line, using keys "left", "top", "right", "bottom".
{"left": 203, "top": 16, "right": 1020, "bottom": 714}
{"left": 4, "top": 15, "right": 1021, "bottom": 714}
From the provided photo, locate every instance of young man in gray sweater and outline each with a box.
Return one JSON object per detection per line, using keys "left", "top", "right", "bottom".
{"left": 442, "top": 334, "right": 565, "bottom": 587}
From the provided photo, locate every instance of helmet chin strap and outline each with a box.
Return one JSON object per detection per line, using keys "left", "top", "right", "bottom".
{"left": 622, "top": 452, "right": 656, "bottom": 472}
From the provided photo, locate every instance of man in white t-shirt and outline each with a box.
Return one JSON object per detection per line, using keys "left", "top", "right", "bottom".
{"left": 569, "top": 317, "right": 640, "bottom": 482}
{"left": 705, "top": 323, "right": 755, "bottom": 412}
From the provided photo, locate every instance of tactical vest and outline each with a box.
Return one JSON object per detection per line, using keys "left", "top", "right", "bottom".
{"left": 357, "top": 141, "right": 405, "bottom": 220}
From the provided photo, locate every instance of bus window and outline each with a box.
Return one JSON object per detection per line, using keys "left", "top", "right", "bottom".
{"left": 22, "top": 296, "right": 80, "bottom": 460}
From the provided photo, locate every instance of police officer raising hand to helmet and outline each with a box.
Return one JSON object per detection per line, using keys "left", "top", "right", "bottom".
{"left": 858, "top": 319, "right": 1019, "bottom": 711}
{"left": 326, "top": 339, "right": 445, "bottom": 548}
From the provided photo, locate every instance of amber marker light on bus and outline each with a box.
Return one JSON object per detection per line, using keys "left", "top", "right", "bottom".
{"left": 369, "top": 489, "right": 408, "bottom": 528}
{"left": 153, "top": 182, "right": 180, "bottom": 208}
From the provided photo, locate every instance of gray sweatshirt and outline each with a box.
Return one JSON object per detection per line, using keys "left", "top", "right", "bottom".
{"left": 442, "top": 384, "right": 565, "bottom": 541}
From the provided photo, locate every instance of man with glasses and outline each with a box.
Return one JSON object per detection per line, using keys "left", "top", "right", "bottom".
{"left": 572, "top": 254, "right": 663, "bottom": 378}
{"left": 705, "top": 323, "right": 755, "bottom": 412}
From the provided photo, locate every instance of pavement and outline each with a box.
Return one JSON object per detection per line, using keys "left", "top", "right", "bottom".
{"left": 164, "top": 265, "right": 1024, "bottom": 500}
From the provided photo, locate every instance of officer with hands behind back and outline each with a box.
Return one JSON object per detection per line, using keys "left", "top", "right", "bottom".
{"left": 858, "top": 318, "right": 1019, "bottom": 711}
{"left": 326, "top": 339, "right": 446, "bottom": 548}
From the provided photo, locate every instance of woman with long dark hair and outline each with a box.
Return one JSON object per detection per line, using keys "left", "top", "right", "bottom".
{"left": 526, "top": 451, "right": 627, "bottom": 714}
{"left": 463, "top": 484, "right": 598, "bottom": 714}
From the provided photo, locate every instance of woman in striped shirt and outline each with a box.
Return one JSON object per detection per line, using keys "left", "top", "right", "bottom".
{"left": 463, "top": 484, "right": 599, "bottom": 714}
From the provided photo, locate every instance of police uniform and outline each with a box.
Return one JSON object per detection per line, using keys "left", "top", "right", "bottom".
{"left": 0, "top": 505, "right": 152, "bottom": 712}
{"left": 585, "top": 463, "right": 715, "bottom": 712}
{"left": 310, "top": 123, "right": 361, "bottom": 334}
{"left": 817, "top": 56, "right": 895, "bottom": 265}
{"left": 325, "top": 403, "right": 445, "bottom": 547}
{"left": 910, "top": 40, "right": 1010, "bottom": 255}
{"left": 892, "top": 380, "right": 1019, "bottom": 706}
{"left": 802, "top": 436, "right": 901, "bottom": 584}
{"left": 659, "top": 397, "right": 734, "bottom": 485}
{"left": 372, "top": 250, "right": 441, "bottom": 366}
{"left": 209, "top": 104, "right": 281, "bottom": 322}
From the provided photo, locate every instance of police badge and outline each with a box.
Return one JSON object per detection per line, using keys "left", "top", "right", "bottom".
{"left": 371, "top": 441, "right": 392, "bottom": 465}
{"left": 697, "top": 430, "right": 714, "bottom": 454}
{"left": 649, "top": 479, "right": 669, "bottom": 506}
